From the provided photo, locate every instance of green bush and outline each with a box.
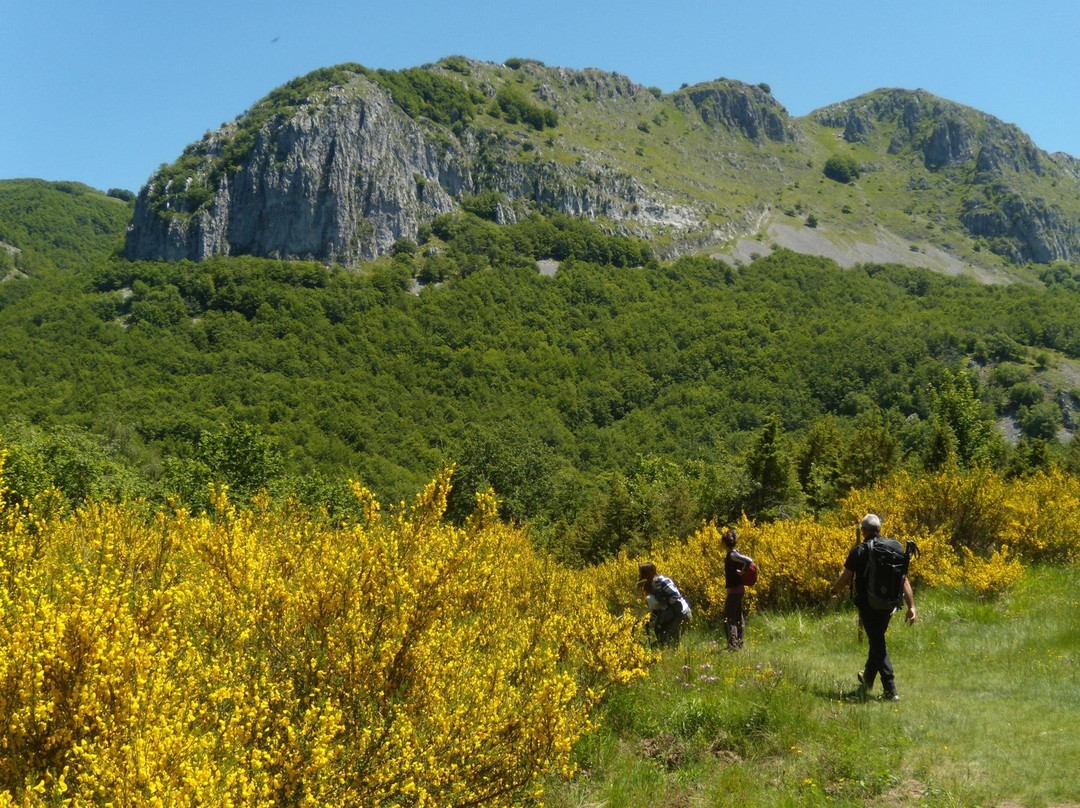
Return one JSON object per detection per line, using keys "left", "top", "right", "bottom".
{"left": 492, "top": 84, "right": 557, "bottom": 130}
{"left": 1019, "top": 400, "right": 1061, "bottom": 439}
{"left": 989, "top": 363, "right": 1031, "bottom": 389}
{"left": 823, "top": 154, "right": 860, "bottom": 183}
{"left": 1008, "top": 382, "right": 1044, "bottom": 409}
{"left": 372, "top": 67, "right": 482, "bottom": 126}
{"left": 459, "top": 190, "right": 505, "bottom": 222}
{"left": 440, "top": 55, "right": 471, "bottom": 74}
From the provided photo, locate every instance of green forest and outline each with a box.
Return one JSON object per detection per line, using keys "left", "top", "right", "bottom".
{"left": 4, "top": 179, "right": 1080, "bottom": 563}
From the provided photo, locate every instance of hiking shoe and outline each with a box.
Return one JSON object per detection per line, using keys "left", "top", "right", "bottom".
{"left": 857, "top": 671, "right": 870, "bottom": 689}
{"left": 883, "top": 690, "right": 900, "bottom": 702}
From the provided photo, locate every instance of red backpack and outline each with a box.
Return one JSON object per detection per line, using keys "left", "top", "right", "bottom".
{"left": 740, "top": 559, "right": 758, "bottom": 587}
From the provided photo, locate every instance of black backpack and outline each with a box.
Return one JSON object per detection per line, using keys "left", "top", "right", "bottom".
{"left": 863, "top": 537, "right": 918, "bottom": 611}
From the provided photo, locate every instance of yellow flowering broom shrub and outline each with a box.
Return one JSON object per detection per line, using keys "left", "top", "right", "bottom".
{"left": 830, "top": 465, "right": 1080, "bottom": 593}
{"left": 584, "top": 465, "right": 1080, "bottom": 616}
{"left": 581, "top": 517, "right": 857, "bottom": 617}
{"left": 1000, "top": 467, "right": 1080, "bottom": 563}
{"left": 0, "top": 467, "right": 647, "bottom": 807}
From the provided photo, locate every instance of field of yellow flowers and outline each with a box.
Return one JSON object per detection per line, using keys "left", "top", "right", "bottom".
{"left": 0, "top": 469, "right": 648, "bottom": 807}
{"left": 584, "top": 465, "right": 1080, "bottom": 622}
{"left": 3, "top": 459, "right": 1078, "bottom": 806}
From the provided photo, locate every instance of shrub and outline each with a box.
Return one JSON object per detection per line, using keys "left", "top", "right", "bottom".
{"left": 492, "top": 84, "right": 556, "bottom": 131}
{"left": 1019, "top": 400, "right": 1061, "bottom": 439}
{"left": 0, "top": 470, "right": 646, "bottom": 806}
{"left": 370, "top": 67, "right": 482, "bottom": 126}
{"left": 1008, "top": 381, "right": 1044, "bottom": 408}
{"left": 459, "top": 190, "right": 504, "bottom": 222}
{"left": 989, "top": 363, "right": 1031, "bottom": 389}
{"left": 440, "top": 55, "right": 471, "bottom": 74}
{"left": 823, "top": 154, "right": 860, "bottom": 183}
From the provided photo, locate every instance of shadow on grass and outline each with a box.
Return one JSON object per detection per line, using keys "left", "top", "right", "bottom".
{"left": 805, "top": 679, "right": 877, "bottom": 705}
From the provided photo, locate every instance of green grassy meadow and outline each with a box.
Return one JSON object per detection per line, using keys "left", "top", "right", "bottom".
{"left": 547, "top": 565, "right": 1080, "bottom": 807}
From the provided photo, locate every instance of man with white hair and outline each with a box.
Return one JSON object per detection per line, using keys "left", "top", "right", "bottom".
{"left": 829, "top": 513, "right": 916, "bottom": 701}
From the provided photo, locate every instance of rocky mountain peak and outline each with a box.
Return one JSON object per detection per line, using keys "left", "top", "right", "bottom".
{"left": 673, "top": 79, "right": 796, "bottom": 143}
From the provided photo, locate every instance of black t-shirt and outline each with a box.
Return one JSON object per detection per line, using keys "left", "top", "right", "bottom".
{"left": 844, "top": 542, "right": 869, "bottom": 608}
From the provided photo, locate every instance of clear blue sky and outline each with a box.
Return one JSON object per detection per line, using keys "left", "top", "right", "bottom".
{"left": 3, "top": 0, "right": 1077, "bottom": 194}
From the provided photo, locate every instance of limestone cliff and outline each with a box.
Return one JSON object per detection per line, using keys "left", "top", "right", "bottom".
{"left": 125, "top": 63, "right": 709, "bottom": 265}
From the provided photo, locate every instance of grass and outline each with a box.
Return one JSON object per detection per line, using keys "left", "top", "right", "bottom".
{"left": 545, "top": 564, "right": 1080, "bottom": 807}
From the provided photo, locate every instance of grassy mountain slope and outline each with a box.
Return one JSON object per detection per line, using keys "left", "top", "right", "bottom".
{"left": 5, "top": 66, "right": 1080, "bottom": 558}
{"left": 0, "top": 180, "right": 133, "bottom": 276}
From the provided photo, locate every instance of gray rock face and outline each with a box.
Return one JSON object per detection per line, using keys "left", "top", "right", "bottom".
{"left": 673, "top": 80, "right": 796, "bottom": 143}
{"left": 124, "top": 70, "right": 692, "bottom": 265}
{"left": 126, "top": 78, "right": 466, "bottom": 264}
{"left": 961, "top": 188, "right": 1079, "bottom": 263}
{"left": 923, "top": 117, "right": 975, "bottom": 168}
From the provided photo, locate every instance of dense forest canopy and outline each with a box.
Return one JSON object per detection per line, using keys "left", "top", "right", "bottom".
{"left": 4, "top": 181, "right": 1080, "bottom": 562}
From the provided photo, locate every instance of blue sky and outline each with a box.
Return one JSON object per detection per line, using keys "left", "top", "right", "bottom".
{"left": 3, "top": 0, "right": 1077, "bottom": 194}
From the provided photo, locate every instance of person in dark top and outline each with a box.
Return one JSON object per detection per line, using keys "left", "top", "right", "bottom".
{"left": 829, "top": 513, "right": 916, "bottom": 701}
{"left": 637, "top": 562, "right": 691, "bottom": 647}
{"left": 722, "top": 529, "right": 753, "bottom": 650}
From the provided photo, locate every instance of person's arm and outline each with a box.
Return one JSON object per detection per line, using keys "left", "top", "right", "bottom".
{"left": 903, "top": 577, "right": 916, "bottom": 624}
{"left": 730, "top": 549, "right": 753, "bottom": 571}
{"left": 830, "top": 568, "right": 854, "bottom": 600}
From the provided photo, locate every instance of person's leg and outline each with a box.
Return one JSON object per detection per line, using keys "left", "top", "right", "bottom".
{"left": 859, "top": 607, "right": 894, "bottom": 690}
{"left": 735, "top": 592, "right": 745, "bottom": 647}
{"left": 656, "top": 606, "right": 681, "bottom": 647}
{"left": 724, "top": 591, "right": 740, "bottom": 649}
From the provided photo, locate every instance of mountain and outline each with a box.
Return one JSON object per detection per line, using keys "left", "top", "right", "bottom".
{"left": 125, "top": 57, "right": 1080, "bottom": 280}
{"left": 0, "top": 179, "right": 133, "bottom": 276}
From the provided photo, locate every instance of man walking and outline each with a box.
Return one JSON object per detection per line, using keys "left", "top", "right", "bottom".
{"left": 829, "top": 513, "right": 916, "bottom": 701}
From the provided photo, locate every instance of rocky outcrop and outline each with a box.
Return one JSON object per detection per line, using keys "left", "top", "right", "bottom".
{"left": 813, "top": 89, "right": 1045, "bottom": 174}
{"left": 961, "top": 187, "right": 1080, "bottom": 263}
{"left": 810, "top": 88, "right": 1077, "bottom": 263}
{"left": 125, "top": 67, "right": 701, "bottom": 265}
{"left": 1, "top": 240, "right": 25, "bottom": 282}
{"left": 126, "top": 77, "right": 467, "bottom": 264}
{"left": 673, "top": 80, "right": 796, "bottom": 143}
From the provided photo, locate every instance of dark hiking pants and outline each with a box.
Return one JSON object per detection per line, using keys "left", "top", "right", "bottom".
{"left": 858, "top": 606, "right": 895, "bottom": 693}
{"left": 724, "top": 589, "right": 745, "bottom": 649}
{"left": 652, "top": 605, "right": 685, "bottom": 647}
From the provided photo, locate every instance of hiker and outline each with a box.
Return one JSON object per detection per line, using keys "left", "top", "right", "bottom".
{"left": 637, "top": 562, "right": 691, "bottom": 647}
{"left": 829, "top": 513, "right": 916, "bottom": 701}
{"left": 722, "top": 529, "right": 753, "bottom": 650}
